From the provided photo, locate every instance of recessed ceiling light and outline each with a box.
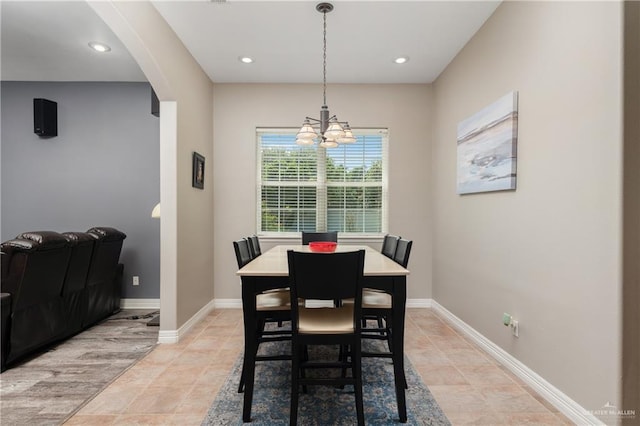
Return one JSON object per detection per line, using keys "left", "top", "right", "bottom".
{"left": 88, "top": 41, "right": 111, "bottom": 53}
{"left": 239, "top": 56, "right": 254, "bottom": 64}
{"left": 393, "top": 56, "right": 409, "bottom": 64}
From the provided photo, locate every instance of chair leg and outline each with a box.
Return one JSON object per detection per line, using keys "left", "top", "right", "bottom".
{"left": 300, "top": 345, "right": 308, "bottom": 394}
{"left": 237, "top": 362, "right": 245, "bottom": 393}
{"left": 290, "top": 342, "right": 300, "bottom": 426}
{"left": 353, "top": 341, "right": 365, "bottom": 426}
{"left": 339, "top": 344, "right": 348, "bottom": 389}
{"left": 239, "top": 317, "right": 267, "bottom": 393}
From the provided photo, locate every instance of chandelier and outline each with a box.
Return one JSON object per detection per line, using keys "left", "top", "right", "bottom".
{"left": 296, "top": 2, "right": 356, "bottom": 148}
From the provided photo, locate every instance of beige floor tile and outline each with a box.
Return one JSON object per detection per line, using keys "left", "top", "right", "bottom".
{"left": 415, "top": 364, "right": 470, "bottom": 386}
{"left": 148, "top": 364, "right": 207, "bottom": 388}
{"left": 429, "top": 333, "right": 475, "bottom": 350}
{"left": 174, "top": 384, "right": 219, "bottom": 415}
{"left": 404, "top": 333, "right": 438, "bottom": 351}
{"left": 443, "top": 410, "right": 511, "bottom": 425}
{"left": 479, "top": 384, "right": 550, "bottom": 413}
{"left": 428, "top": 385, "right": 489, "bottom": 413}
{"left": 63, "top": 414, "right": 118, "bottom": 425}
{"left": 171, "top": 413, "right": 211, "bottom": 425}
{"left": 406, "top": 347, "right": 452, "bottom": 367}
{"left": 457, "top": 364, "right": 518, "bottom": 386}
{"left": 124, "top": 385, "right": 190, "bottom": 414}
{"left": 137, "top": 346, "right": 184, "bottom": 366}
{"left": 185, "top": 336, "right": 227, "bottom": 351}
{"left": 112, "top": 414, "right": 176, "bottom": 425}
{"left": 444, "top": 347, "right": 497, "bottom": 366}
{"left": 65, "top": 308, "right": 572, "bottom": 425}
{"left": 505, "top": 412, "right": 571, "bottom": 425}
{"left": 169, "top": 349, "right": 218, "bottom": 367}
{"left": 76, "top": 384, "right": 147, "bottom": 415}
{"left": 115, "top": 363, "right": 167, "bottom": 387}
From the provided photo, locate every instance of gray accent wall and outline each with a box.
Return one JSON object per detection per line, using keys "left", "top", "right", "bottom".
{"left": 1, "top": 81, "right": 160, "bottom": 299}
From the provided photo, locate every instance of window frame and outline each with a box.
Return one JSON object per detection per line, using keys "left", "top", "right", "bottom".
{"left": 256, "top": 127, "right": 389, "bottom": 238}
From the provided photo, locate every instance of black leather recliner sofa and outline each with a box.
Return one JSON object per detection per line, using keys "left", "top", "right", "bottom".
{"left": 0, "top": 227, "right": 126, "bottom": 372}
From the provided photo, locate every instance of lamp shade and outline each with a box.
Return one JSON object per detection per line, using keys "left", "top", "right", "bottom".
{"left": 324, "top": 119, "right": 345, "bottom": 140}
{"left": 337, "top": 124, "right": 356, "bottom": 144}
{"left": 296, "top": 119, "right": 318, "bottom": 140}
{"left": 151, "top": 202, "right": 161, "bottom": 219}
{"left": 319, "top": 139, "right": 338, "bottom": 148}
{"left": 296, "top": 138, "right": 316, "bottom": 146}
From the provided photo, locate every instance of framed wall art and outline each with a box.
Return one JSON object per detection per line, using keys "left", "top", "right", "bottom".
{"left": 457, "top": 91, "right": 518, "bottom": 194}
{"left": 192, "top": 152, "right": 205, "bottom": 189}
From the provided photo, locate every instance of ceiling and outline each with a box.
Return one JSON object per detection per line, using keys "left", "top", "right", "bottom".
{"left": 1, "top": 1, "right": 501, "bottom": 84}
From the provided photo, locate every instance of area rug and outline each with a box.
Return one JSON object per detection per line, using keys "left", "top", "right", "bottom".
{"left": 0, "top": 309, "right": 158, "bottom": 426}
{"left": 202, "top": 335, "right": 450, "bottom": 425}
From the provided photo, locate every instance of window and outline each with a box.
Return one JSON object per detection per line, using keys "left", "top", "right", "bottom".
{"left": 257, "top": 128, "right": 388, "bottom": 236}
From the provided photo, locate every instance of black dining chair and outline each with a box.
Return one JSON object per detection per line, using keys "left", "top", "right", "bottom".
{"left": 301, "top": 231, "right": 338, "bottom": 245}
{"left": 360, "top": 238, "right": 413, "bottom": 390}
{"left": 287, "top": 249, "right": 366, "bottom": 426}
{"left": 393, "top": 238, "right": 412, "bottom": 268}
{"left": 361, "top": 234, "right": 400, "bottom": 330}
{"left": 247, "top": 235, "right": 262, "bottom": 259}
{"left": 234, "top": 238, "right": 253, "bottom": 268}
{"left": 233, "top": 239, "right": 292, "bottom": 393}
{"left": 381, "top": 234, "right": 400, "bottom": 259}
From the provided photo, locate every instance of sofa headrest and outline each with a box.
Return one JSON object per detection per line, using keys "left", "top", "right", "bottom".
{"left": 86, "top": 227, "right": 127, "bottom": 242}
{"left": 63, "top": 232, "right": 98, "bottom": 245}
{"left": 13, "top": 231, "right": 70, "bottom": 250}
{"left": 1, "top": 239, "right": 37, "bottom": 251}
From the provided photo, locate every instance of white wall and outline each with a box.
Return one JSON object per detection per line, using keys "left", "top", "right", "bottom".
{"left": 212, "top": 83, "right": 432, "bottom": 301}
{"left": 90, "top": 1, "right": 214, "bottom": 331}
{"left": 432, "top": 1, "right": 622, "bottom": 414}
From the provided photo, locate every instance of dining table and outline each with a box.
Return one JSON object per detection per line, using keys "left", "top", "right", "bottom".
{"left": 236, "top": 244, "right": 410, "bottom": 423}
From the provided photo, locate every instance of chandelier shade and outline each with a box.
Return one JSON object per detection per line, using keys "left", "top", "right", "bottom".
{"left": 337, "top": 124, "right": 357, "bottom": 144}
{"left": 296, "top": 3, "right": 354, "bottom": 148}
{"left": 296, "top": 119, "right": 319, "bottom": 140}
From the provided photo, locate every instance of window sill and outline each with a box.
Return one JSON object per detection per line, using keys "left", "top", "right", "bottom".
{"left": 258, "top": 234, "right": 384, "bottom": 245}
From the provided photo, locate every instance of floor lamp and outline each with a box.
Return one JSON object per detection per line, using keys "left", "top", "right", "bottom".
{"left": 148, "top": 203, "right": 161, "bottom": 326}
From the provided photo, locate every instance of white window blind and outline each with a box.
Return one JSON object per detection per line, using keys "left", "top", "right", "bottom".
{"left": 256, "top": 128, "right": 388, "bottom": 236}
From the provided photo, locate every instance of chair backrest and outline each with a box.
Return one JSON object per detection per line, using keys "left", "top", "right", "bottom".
{"left": 247, "top": 235, "right": 261, "bottom": 258}
{"left": 2, "top": 232, "right": 71, "bottom": 310}
{"left": 393, "top": 239, "right": 413, "bottom": 268}
{"left": 61, "top": 232, "right": 97, "bottom": 295}
{"left": 381, "top": 234, "right": 400, "bottom": 259}
{"left": 1, "top": 232, "right": 72, "bottom": 363}
{"left": 84, "top": 227, "right": 127, "bottom": 326}
{"left": 233, "top": 239, "right": 252, "bottom": 268}
{"left": 85, "top": 227, "right": 126, "bottom": 289}
{"left": 287, "top": 250, "right": 364, "bottom": 302}
{"left": 301, "top": 231, "right": 338, "bottom": 245}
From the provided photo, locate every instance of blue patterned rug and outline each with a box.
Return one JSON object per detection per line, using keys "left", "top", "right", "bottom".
{"left": 202, "top": 329, "right": 450, "bottom": 425}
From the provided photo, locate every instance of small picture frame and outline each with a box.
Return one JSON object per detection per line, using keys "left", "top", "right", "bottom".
{"left": 192, "top": 152, "right": 205, "bottom": 189}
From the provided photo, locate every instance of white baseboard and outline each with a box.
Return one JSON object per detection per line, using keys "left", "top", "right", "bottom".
{"left": 406, "top": 298, "right": 431, "bottom": 308}
{"left": 120, "top": 298, "right": 160, "bottom": 309}
{"left": 431, "top": 300, "right": 603, "bottom": 426}
{"left": 213, "top": 299, "right": 242, "bottom": 309}
{"left": 157, "top": 298, "right": 216, "bottom": 344}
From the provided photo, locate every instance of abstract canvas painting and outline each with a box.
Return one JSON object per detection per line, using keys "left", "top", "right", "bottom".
{"left": 457, "top": 91, "right": 518, "bottom": 194}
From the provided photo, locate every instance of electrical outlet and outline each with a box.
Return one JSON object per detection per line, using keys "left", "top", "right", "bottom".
{"left": 511, "top": 320, "right": 519, "bottom": 337}
{"left": 502, "top": 312, "right": 512, "bottom": 326}
{"left": 133, "top": 276, "right": 139, "bottom": 286}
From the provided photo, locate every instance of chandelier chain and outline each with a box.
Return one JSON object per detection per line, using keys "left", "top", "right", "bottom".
{"left": 323, "top": 9, "right": 327, "bottom": 106}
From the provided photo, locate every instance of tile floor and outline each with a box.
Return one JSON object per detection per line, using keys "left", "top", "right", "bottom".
{"left": 65, "top": 308, "right": 573, "bottom": 425}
